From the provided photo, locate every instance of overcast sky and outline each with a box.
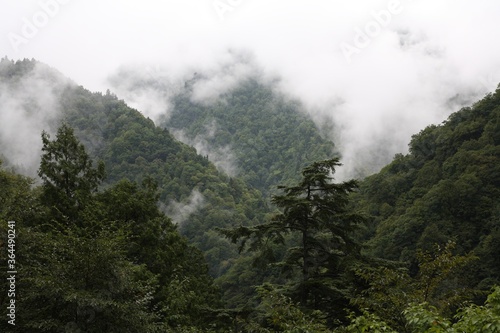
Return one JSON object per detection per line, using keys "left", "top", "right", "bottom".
{"left": 2, "top": 0, "right": 500, "bottom": 178}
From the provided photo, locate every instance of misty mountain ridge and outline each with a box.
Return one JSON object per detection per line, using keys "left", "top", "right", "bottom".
{"left": 109, "top": 54, "right": 487, "bottom": 186}
{"left": 107, "top": 55, "right": 415, "bottom": 182}
{"left": 0, "top": 58, "right": 73, "bottom": 175}
{"left": 2, "top": 57, "right": 500, "bottom": 331}
{"left": 354, "top": 85, "right": 500, "bottom": 289}
{"left": 0, "top": 58, "right": 339, "bottom": 280}
{"left": 166, "top": 76, "right": 337, "bottom": 196}
{"left": 1, "top": 58, "right": 335, "bottom": 179}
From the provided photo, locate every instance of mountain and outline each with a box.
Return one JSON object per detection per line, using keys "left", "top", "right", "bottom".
{"left": 107, "top": 63, "right": 338, "bottom": 197}
{"left": 355, "top": 86, "right": 500, "bottom": 289}
{"left": 0, "top": 58, "right": 337, "bottom": 279}
{"left": 0, "top": 58, "right": 267, "bottom": 278}
{"left": 2, "top": 57, "right": 500, "bottom": 331}
{"left": 163, "top": 77, "right": 336, "bottom": 197}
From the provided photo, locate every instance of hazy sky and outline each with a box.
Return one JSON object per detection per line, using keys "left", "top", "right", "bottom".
{"left": 2, "top": 0, "right": 500, "bottom": 178}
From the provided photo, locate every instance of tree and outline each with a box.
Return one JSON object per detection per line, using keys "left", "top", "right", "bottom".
{"left": 8, "top": 125, "right": 224, "bottom": 332}
{"left": 0, "top": 163, "right": 42, "bottom": 332}
{"left": 16, "top": 224, "right": 160, "bottom": 333}
{"left": 38, "top": 123, "right": 105, "bottom": 223}
{"left": 221, "top": 158, "right": 365, "bottom": 321}
{"left": 248, "top": 284, "right": 331, "bottom": 333}
{"left": 341, "top": 286, "right": 500, "bottom": 333}
{"left": 95, "top": 179, "right": 224, "bottom": 329}
{"left": 4, "top": 126, "right": 159, "bottom": 332}
{"left": 351, "top": 241, "right": 477, "bottom": 332}
{"left": 0, "top": 160, "right": 40, "bottom": 224}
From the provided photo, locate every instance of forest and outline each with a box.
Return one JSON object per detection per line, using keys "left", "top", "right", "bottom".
{"left": 0, "top": 58, "right": 499, "bottom": 332}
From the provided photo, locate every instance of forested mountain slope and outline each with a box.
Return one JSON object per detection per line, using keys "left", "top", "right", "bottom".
{"left": 0, "top": 58, "right": 339, "bottom": 278}
{"left": 0, "top": 126, "right": 227, "bottom": 332}
{"left": 61, "top": 82, "right": 268, "bottom": 269}
{"left": 3, "top": 58, "right": 500, "bottom": 332}
{"left": 0, "top": 58, "right": 267, "bottom": 277}
{"left": 162, "top": 77, "right": 336, "bottom": 197}
{"left": 355, "top": 86, "right": 500, "bottom": 289}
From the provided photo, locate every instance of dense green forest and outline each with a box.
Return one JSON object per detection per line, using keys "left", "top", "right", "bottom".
{"left": 0, "top": 58, "right": 271, "bottom": 280}
{"left": 1, "top": 58, "right": 500, "bottom": 332}
{"left": 355, "top": 87, "right": 500, "bottom": 289}
{"left": 0, "top": 124, "right": 225, "bottom": 332}
{"left": 164, "top": 77, "right": 336, "bottom": 197}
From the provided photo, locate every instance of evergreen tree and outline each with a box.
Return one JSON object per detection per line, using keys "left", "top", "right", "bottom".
{"left": 6, "top": 124, "right": 224, "bottom": 332}
{"left": 38, "top": 123, "right": 105, "bottom": 224}
{"left": 221, "top": 158, "right": 365, "bottom": 323}
{"left": 0, "top": 160, "right": 40, "bottom": 224}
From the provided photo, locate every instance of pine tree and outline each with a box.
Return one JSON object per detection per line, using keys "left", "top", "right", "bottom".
{"left": 221, "top": 158, "right": 365, "bottom": 321}
{"left": 38, "top": 123, "right": 105, "bottom": 224}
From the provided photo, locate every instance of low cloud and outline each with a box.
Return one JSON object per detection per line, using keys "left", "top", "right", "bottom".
{"left": 189, "top": 50, "right": 258, "bottom": 105}
{"left": 2, "top": 1, "right": 500, "bottom": 181}
{"left": 108, "top": 50, "right": 263, "bottom": 122}
{"left": 0, "top": 60, "right": 70, "bottom": 176}
{"left": 108, "top": 64, "right": 184, "bottom": 122}
{"left": 107, "top": 44, "right": 493, "bottom": 181}
{"left": 171, "top": 120, "right": 239, "bottom": 177}
{"left": 162, "top": 189, "right": 206, "bottom": 226}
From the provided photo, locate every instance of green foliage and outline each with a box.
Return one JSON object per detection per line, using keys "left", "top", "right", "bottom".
{"left": 403, "top": 303, "right": 453, "bottom": 333}
{"left": 0, "top": 59, "right": 336, "bottom": 310}
{"left": 167, "top": 78, "right": 336, "bottom": 197}
{"left": 341, "top": 311, "right": 397, "bottom": 333}
{"left": 355, "top": 87, "right": 500, "bottom": 290}
{"left": 341, "top": 286, "right": 500, "bottom": 333}
{"left": 221, "top": 159, "right": 365, "bottom": 323}
{"left": 452, "top": 286, "right": 500, "bottom": 332}
{"left": 38, "top": 123, "right": 105, "bottom": 223}
{"left": 95, "top": 179, "right": 223, "bottom": 328}
{"left": 254, "top": 284, "right": 331, "bottom": 333}
{"left": 57, "top": 80, "right": 268, "bottom": 279}
{"left": 350, "top": 264, "right": 411, "bottom": 330}
{"left": 3, "top": 57, "right": 500, "bottom": 333}
{"left": 0, "top": 59, "right": 264, "bottom": 319}
{"left": 17, "top": 224, "right": 159, "bottom": 333}
{"left": 0, "top": 160, "right": 41, "bottom": 224}
{"left": 403, "top": 287, "right": 500, "bottom": 332}
{"left": 415, "top": 242, "right": 478, "bottom": 305}
{"left": 352, "top": 241, "right": 477, "bottom": 331}
{"left": 0, "top": 124, "right": 225, "bottom": 332}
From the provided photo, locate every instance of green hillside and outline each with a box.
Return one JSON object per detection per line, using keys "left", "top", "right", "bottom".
{"left": 0, "top": 122, "right": 224, "bottom": 332}
{"left": 2, "top": 58, "right": 500, "bottom": 332}
{"left": 356, "top": 86, "right": 500, "bottom": 289}
{"left": 165, "top": 77, "right": 336, "bottom": 197}
{"left": 0, "top": 58, "right": 267, "bottom": 278}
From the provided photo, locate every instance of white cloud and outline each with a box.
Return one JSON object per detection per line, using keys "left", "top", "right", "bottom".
{"left": 171, "top": 120, "right": 239, "bottom": 177}
{"left": 0, "top": 61, "right": 71, "bottom": 175}
{"left": 162, "top": 189, "right": 206, "bottom": 226}
{"left": 1, "top": 0, "right": 500, "bottom": 178}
